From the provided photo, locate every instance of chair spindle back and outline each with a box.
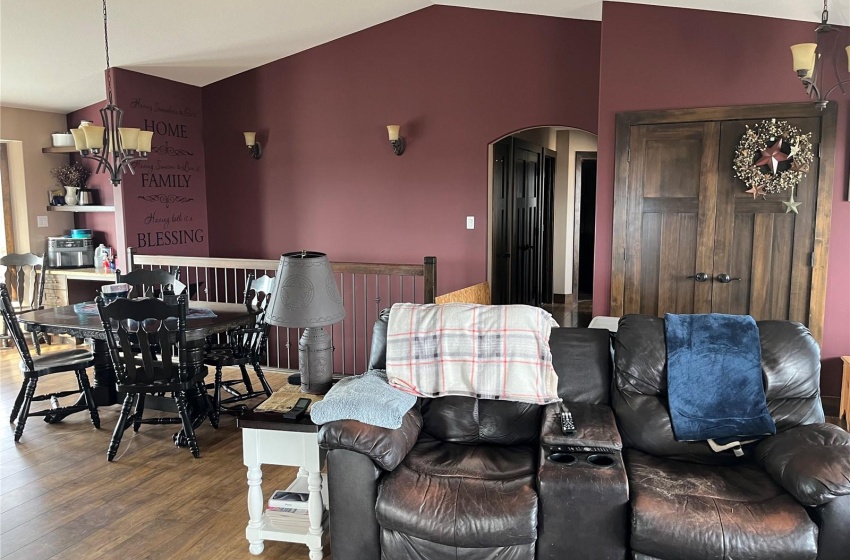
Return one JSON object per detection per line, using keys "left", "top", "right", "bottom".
{"left": 0, "top": 283, "right": 35, "bottom": 371}
{"left": 0, "top": 253, "right": 45, "bottom": 312}
{"left": 96, "top": 295, "right": 188, "bottom": 386}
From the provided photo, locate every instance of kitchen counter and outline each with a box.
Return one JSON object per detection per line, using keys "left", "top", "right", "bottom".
{"left": 46, "top": 268, "right": 115, "bottom": 281}
{"left": 44, "top": 268, "right": 116, "bottom": 307}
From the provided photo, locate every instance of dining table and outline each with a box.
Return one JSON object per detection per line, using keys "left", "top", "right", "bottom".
{"left": 16, "top": 300, "right": 257, "bottom": 436}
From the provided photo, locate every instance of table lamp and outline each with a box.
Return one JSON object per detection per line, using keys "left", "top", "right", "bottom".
{"left": 266, "top": 251, "right": 346, "bottom": 394}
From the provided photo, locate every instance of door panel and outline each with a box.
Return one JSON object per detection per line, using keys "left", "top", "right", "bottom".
{"left": 623, "top": 122, "right": 718, "bottom": 316}
{"left": 491, "top": 140, "right": 511, "bottom": 305}
{"left": 511, "top": 141, "right": 542, "bottom": 306}
{"left": 711, "top": 117, "right": 820, "bottom": 323}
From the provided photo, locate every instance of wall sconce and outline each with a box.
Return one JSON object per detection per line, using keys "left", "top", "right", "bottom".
{"left": 387, "top": 125, "right": 405, "bottom": 156}
{"left": 244, "top": 131, "right": 262, "bottom": 159}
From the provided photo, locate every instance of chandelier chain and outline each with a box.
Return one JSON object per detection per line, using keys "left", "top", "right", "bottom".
{"left": 821, "top": 0, "right": 828, "bottom": 25}
{"left": 102, "top": 0, "right": 113, "bottom": 103}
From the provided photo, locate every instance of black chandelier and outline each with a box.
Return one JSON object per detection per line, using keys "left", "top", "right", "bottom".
{"left": 790, "top": 0, "right": 850, "bottom": 110}
{"left": 69, "top": 0, "right": 153, "bottom": 187}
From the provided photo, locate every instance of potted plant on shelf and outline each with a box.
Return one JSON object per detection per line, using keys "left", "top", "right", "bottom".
{"left": 50, "top": 163, "right": 90, "bottom": 206}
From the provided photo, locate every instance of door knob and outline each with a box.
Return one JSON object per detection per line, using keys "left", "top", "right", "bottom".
{"left": 687, "top": 272, "right": 709, "bottom": 282}
{"left": 716, "top": 273, "right": 741, "bottom": 284}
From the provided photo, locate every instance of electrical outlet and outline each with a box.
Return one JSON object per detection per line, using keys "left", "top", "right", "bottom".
{"left": 466, "top": 216, "right": 474, "bottom": 230}
{"left": 37, "top": 215, "right": 48, "bottom": 228}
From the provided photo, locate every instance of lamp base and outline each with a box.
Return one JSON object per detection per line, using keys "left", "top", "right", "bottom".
{"left": 298, "top": 327, "right": 333, "bottom": 394}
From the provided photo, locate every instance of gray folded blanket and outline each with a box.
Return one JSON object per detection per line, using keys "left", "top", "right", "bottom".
{"left": 310, "top": 369, "right": 417, "bottom": 429}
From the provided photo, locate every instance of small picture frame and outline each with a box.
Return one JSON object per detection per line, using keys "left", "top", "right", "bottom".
{"left": 48, "top": 188, "right": 64, "bottom": 206}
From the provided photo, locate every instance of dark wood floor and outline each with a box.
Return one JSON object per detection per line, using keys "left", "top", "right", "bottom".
{"left": 0, "top": 341, "right": 320, "bottom": 560}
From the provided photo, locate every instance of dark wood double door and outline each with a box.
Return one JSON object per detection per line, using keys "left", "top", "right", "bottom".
{"left": 492, "top": 137, "right": 555, "bottom": 306}
{"left": 611, "top": 103, "right": 836, "bottom": 342}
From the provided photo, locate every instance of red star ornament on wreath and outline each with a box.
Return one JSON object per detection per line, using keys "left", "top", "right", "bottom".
{"left": 745, "top": 184, "right": 767, "bottom": 199}
{"left": 754, "top": 139, "right": 789, "bottom": 174}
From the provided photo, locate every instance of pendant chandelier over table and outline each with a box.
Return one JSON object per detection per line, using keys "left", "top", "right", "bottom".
{"left": 68, "top": 0, "right": 153, "bottom": 187}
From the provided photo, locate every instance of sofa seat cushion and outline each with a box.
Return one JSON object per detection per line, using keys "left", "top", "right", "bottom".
{"left": 376, "top": 439, "right": 538, "bottom": 548}
{"left": 626, "top": 450, "right": 818, "bottom": 560}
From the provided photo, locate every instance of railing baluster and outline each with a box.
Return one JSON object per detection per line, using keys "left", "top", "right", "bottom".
{"left": 124, "top": 251, "right": 433, "bottom": 374}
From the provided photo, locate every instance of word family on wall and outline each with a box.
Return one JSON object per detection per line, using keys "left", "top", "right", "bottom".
{"left": 124, "top": 90, "right": 207, "bottom": 253}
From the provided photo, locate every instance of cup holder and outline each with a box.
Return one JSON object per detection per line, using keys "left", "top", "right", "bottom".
{"left": 586, "top": 454, "right": 616, "bottom": 467}
{"left": 548, "top": 452, "right": 578, "bottom": 465}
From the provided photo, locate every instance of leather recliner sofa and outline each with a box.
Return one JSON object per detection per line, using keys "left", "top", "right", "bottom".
{"left": 318, "top": 322, "right": 629, "bottom": 560}
{"left": 613, "top": 315, "right": 850, "bottom": 560}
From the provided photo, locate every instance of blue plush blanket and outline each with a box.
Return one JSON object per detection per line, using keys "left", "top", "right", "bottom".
{"left": 310, "top": 369, "right": 417, "bottom": 429}
{"left": 665, "top": 313, "right": 775, "bottom": 443}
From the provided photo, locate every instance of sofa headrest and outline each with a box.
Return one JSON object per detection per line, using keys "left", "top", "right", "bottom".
{"left": 550, "top": 327, "right": 614, "bottom": 405}
{"left": 612, "top": 314, "right": 824, "bottom": 463}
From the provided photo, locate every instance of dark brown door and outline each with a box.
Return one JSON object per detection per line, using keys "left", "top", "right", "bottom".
{"left": 711, "top": 117, "right": 821, "bottom": 324}
{"left": 511, "top": 139, "right": 542, "bottom": 306}
{"left": 491, "top": 137, "right": 555, "bottom": 306}
{"left": 622, "top": 122, "right": 718, "bottom": 315}
{"left": 611, "top": 103, "right": 836, "bottom": 342}
{"left": 491, "top": 139, "right": 512, "bottom": 304}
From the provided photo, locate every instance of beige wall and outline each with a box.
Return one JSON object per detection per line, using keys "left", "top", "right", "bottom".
{"left": 553, "top": 130, "right": 571, "bottom": 294}
{"left": 563, "top": 130, "right": 597, "bottom": 295}
{"left": 552, "top": 129, "right": 597, "bottom": 296}
{"left": 0, "top": 106, "right": 74, "bottom": 254}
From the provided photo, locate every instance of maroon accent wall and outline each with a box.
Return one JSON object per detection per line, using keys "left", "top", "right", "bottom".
{"left": 202, "top": 6, "right": 601, "bottom": 293}
{"left": 595, "top": 2, "right": 850, "bottom": 395}
{"left": 111, "top": 68, "right": 209, "bottom": 261}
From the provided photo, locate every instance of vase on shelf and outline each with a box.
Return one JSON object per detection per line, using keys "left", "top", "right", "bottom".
{"left": 63, "top": 186, "right": 79, "bottom": 206}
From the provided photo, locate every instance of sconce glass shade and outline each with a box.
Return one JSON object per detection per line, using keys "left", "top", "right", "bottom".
{"left": 118, "top": 127, "right": 140, "bottom": 151}
{"left": 846, "top": 46, "right": 850, "bottom": 72}
{"left": 137, "top": 131, "right": 153, "bottom": 153}
{"left": 82, "top": 125, "right": 106, "bottom": 150}
{"left": 70, "top": 128, "right": 88, "bottom": 150}
{"left": 244, "top": 131, "right": 257, "bottom": 147}
{"left": 387, "top": 125, "right": 400, "bottom": 142}
{"left": 266, "top": 251, "right": 346, "bottom": 329}
{"left": 790, "top": 43, "right": 817, "bottom": 76}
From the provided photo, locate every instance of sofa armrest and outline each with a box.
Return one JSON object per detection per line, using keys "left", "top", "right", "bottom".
{"left": 540, "top": 402, "right": 623, "bottom": 450}
{"left": 318, "top": 406, "right": 422, "bottom": 471}
{"left": 755, "top": 423, "right": 850, "bottom": 507}
{"left": 537, "top": 402, "right": 629, "bottom": 560}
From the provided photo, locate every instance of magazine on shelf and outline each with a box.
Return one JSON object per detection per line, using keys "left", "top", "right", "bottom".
{"left": 268, "top": 490, "right": 309, "bottom": 509}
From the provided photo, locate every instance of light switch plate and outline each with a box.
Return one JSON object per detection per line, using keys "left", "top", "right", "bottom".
{"left": 466, "top": 216, "right": 474, "bottom": 230}
{"left": 37, "top": 215, "right": 48, "bottom": 228}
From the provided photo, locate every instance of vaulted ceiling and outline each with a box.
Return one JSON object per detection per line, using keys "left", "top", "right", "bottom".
{"left": 1, "top": 0, "right": 847, "bottom": 113}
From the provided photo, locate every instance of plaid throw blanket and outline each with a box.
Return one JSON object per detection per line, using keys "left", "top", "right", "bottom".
{"left": 385, "top": 303, "right": 561, "bottom": 405}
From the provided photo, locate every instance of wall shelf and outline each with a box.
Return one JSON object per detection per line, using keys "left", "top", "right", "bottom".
{"left": 42, "top": 146, "right": 77, "bottom": 154}
{"left": 46, "top": 205, "right": 115, "bottom": 213}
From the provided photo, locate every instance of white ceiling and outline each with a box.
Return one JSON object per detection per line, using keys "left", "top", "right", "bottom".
{"left": 1, "top": 0, "right": 847, "bottom": 114}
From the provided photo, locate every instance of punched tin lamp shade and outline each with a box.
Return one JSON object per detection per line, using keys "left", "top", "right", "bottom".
{"left": 267, "top": 251, "right": 345, "bottom": 394}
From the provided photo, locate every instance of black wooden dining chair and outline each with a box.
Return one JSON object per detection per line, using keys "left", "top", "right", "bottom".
{"left": 116, "top": 268, "right": 186, "bottom": 299}
{"left": 204, "top": 274, "right": 274, "bottom": 420}
{"left": 96, "top": 294, "right": 212, "bottom": 460}
{"left": 1, "top": 252, "right": 47, "bottom": 351}
{"left": 1, "top": 283, "right": 99, "bottom": 442}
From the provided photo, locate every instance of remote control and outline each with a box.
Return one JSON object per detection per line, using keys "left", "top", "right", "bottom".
{"left": 558, "top": 403, "right": 576, "bottom": 434}
{"left": 283, "top": 398, "right": 311, "bottom": 421}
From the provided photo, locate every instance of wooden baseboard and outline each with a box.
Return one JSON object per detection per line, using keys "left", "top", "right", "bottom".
{"left": 822, "top": 395, "right": 839, "bottom": 418}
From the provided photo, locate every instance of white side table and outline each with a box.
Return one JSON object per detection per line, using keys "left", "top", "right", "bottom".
{"left": 239, "top": 412, "right": 328, "bottom": 559}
